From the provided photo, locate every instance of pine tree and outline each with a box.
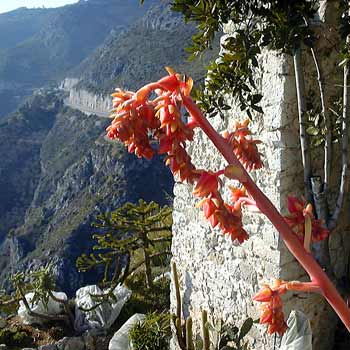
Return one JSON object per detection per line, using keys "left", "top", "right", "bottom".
{"left": 77, "top": 199, "right": 172, "bottom": 289}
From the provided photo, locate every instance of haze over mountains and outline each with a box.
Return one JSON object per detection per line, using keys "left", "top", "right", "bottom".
{"left": 0, "top": 0, "right": 216, "bottom": 293}
{"left": 0, "top": 0, "right": 156, "bottom": 117}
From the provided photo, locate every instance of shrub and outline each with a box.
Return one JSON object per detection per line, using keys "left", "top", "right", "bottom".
{"left": 0, "top": 327, "right": 31, "bottom": 348}
{"left": 129, "top": 312, "right": 171, "bottom": 350}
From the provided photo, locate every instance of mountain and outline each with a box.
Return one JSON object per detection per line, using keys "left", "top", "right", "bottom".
{"left": 0, "top": 0, "right": 156, "bottom": 118}
{"left": 73, "top": 1, "right": 216, "bottom": 94}
{"left": 0, "top": 7, "right": 55, "bottom": 116}
{"left": 0, "top": 0, "right": 218, "bottom": 294}
{"left": 0, "top": 92, "right": 61, "bottom": 243}
{"left": 0, "top": 90, "right": 173, "bottom": 294}
{"left": 0, "top": 7, "right": 54, "bottom": 51}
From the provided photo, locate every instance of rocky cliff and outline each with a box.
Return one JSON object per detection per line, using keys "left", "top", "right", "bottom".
{"left": 0, "top": 0, "right": 213, "bottom": 295}
{"left": 0, "top": 92, "right": 173, "bottom": 295}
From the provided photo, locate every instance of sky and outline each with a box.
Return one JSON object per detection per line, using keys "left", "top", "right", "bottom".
{"left": 0, "top": 0, "right": 79, "bottom": 14}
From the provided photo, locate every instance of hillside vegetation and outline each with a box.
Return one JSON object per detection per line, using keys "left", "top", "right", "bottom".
{"left": 0, "top": 0, "right": 217, "bottom": 294}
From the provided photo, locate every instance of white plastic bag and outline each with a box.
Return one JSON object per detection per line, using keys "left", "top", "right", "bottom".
{"left": 279, "top": 310, "right": 312, "bottom": 350}
{"left": 18, "top": 291, "right": 67, "bottom": 325}
{"left": 153, "top": 271, "right": 171, "bottom": 282}
{"left": 74, "top": 284, "right": 131, "bottom": 332}
{"left": 108, "top": 313, "right": 145, "bottom": 350}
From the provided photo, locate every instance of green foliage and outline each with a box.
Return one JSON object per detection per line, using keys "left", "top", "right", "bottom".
{"left": 0, "top": 265, "right": 71, "bottom": 327}
{"left": 110, "top": 272, "right": 170, "bottom": 333}
{"left": 171, "top": 0, "right": 317, "bottom": 118}
{"left": 0, "top": 327, "right": 31, "bottom": 348}
{"left": 1, "top": 267, "right": 45, "bottom": 314}
{"left": 171, "top": 262, "right": 253, "bottom": 349}
{"left": 129, "top": 312, "right": 171, "bottom": 350}
{"left": 124, "top": 271, "right": 170, "bottom": 314}
{"left": 9, "top": 265, "right": 58, "bottom": 310}
{"left": 305, "top": 97, "right": 344, "bottom": 148}
{"left": 208, "top": 318, "right": 254, "bottom": 350}
{"left": 77, "top": 199, "right": 172, "bottom": 289}
{"left": 340, "top": 0, "right": 350, "bottom": 65}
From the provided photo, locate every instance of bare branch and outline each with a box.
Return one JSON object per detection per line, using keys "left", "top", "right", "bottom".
{"left": 293, "top": 49, "right": 313, "bottom": 203}
{"left": 18, "top": 286, "right": 69, "bottom": 324}
{"left": 328, "top": 61, "right": 349, "bottom": 230}
{"left": 48, "top": 290, "right": 74, "bottom": 326}
{"left": 310, "top": 47, "right": 332, "bottom": 193}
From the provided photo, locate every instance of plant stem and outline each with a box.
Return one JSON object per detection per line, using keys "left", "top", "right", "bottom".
{"left": 48, "top": 290, "right": 74, "bottom": 327}
{"left": 328, "top": 60, "right": 349, "bottom": 230}
{"left": 293, "top": 49, "right": 313, "bottom": 203}
{"left": 201, "top": 309, "right": 210, "bottom": 350}
{"left": 182, "top": 96, "right": 350, "bottom": 331}
{"left": 311, "top": 177, "right": 333, "bottom": 273}
{"left": 310, "top": 46, "right": 332, "bottom": 194}
{"left": 286, "top": 281, "right": 321, "bottom": 294}
{"left": 143, "top": 246, "right": 153, "bottom": 289}
{"left": 18, "top": 286, "right": 68, "bottom": 324}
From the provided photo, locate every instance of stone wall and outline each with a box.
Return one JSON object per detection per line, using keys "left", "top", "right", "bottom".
{"left": 170, "top": 3, "right": 350, "bottom": 350}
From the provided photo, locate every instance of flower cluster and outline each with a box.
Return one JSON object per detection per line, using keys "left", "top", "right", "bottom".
{"left": 107, "top": 89, "right": 158, "bottom": 159}
{"left": 105, "top": 69, "right": 350, "bottom": 338}
{"left": 223, "top": 119, "right": 263, "bottom": 171}
{"left": 107, "top": 69, "right": 263, "bottom": 244}
{"left": 253, "top": 280, "right": 288, "bottom": 336}
{"left": 195, "top": 172, "right": 249, "bottom": 243}
{"left": 284, "top": 196, "right": 329, "bottom": 243}
{"left": 107, "top": 68, "right": 198, "bottom": 182}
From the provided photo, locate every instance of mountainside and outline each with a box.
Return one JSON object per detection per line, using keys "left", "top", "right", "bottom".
{"left": 0, "top": 92, "right": 173, "bottom": 294}
{"left": 0, "top": 92, "right": 61, "bottom": 241}
{"left": 0, "top": 0, "right": 156, "bottom": 118}
{"left": 0, "top": 7, "right": 54, "bottom": 51}
{"left": 73, "top": 1, "right": 215, "bottom": 94}
{"left": 0, "top": 0, "right": 217, "bottom": 294}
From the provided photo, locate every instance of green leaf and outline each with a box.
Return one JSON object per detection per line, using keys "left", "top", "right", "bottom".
{"left": 251, "top": 105, "right": 263, "bottom": 114}
{"left": 306, "top": 126, "right": 319, "bottom": 136}
{"left": 251, "top": 94, "right": 263, "bottom": 104}
{"left": 238, "top": 318, "right": 254, "bottom": 341}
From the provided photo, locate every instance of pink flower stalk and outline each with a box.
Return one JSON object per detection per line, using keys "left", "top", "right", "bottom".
{"left": 106, "top": 69, "right": 350, "bottom": 335}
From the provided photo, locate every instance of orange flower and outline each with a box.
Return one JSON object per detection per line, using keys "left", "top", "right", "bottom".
{"left": 164, "top": 143, "right": 198, "bottom": 183}
{"left": 196, "top": 197, "right": 218, "bottom": 219}
{"left": 196, "top": 190, "right": 249, "bottom": 243}
{"left": 223, "top": 120, "right": 263, "bottom": 171}
{"left": 229, "top": 185, "right": 247, "bottom": 202}
{"left": 107, "top": 70, "right": 195, "bottom": 169}
{"left": 284, "top": 196, "right": 329, "bottom": 243}
{"left": 155, "top": 67, "right": 193, "bottom": 97}
{"left": 253, "top": 280, "right": 288, "bottom": 336}
{"left": 193, "top": 171, "right": 220, "bottom": 197}
{"left": 107, "top": 94, "right": 158, "bottom": 159}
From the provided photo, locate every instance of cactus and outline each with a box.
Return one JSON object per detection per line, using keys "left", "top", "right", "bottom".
{"left": 201, "top": 310, "right": 210, "bottom": 350}
{"left": 186, "top": 317, "right": 194, "bottom": 350}
{"left": 172, "top": 261, "right": 182, "bottom": 320}
{"left": 171, "top": 262, "right": 190, "bottom": 349}
{"left": 172, "top": 262, "right": 214, "bottom": 350}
